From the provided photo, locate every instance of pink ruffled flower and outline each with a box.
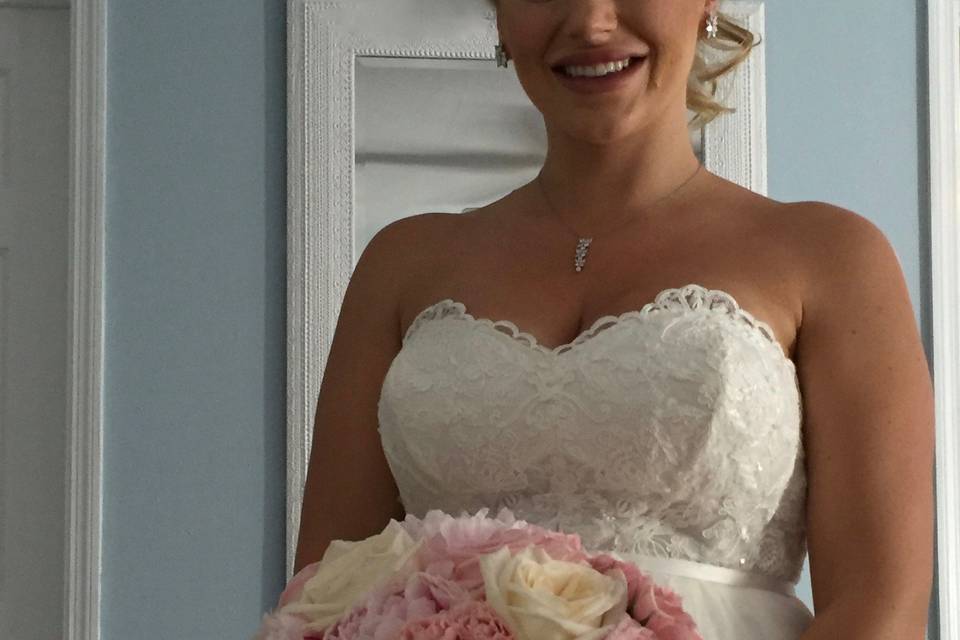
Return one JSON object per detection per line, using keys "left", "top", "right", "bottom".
{"left": 321, "top": 569, "right": 475, "bottom": 639}
{"left": 403, "top": 508, "right": 588, "bottom": 596}
{"left": 631, "top": 581, "right": 702, "bottom": 640}
{"left": 402, "top": 569, "right": 474, "bottom": 610}
{"left": 603, "top": 615, "right": 659, "bottom": 640}
{"left": 399, "top": 600, "right": 515, "bottom": 640}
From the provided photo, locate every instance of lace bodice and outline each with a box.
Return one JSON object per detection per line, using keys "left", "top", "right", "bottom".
{"left": 377, "top": 283, "right": 807, "bottom": 585}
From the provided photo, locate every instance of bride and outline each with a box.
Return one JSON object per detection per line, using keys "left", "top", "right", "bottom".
{"left": 293, "top": 1, "right": 935, "bottom": 638}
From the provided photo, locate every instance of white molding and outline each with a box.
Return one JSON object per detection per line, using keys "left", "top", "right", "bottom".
{"left": 286, "top": 0, "right": 767, "bottom": 579}
{"left": 65, "top": 0, "right": 106, "bottom": 638}
{"left": 929, "top": 1, "right": 960, "bottom": 639}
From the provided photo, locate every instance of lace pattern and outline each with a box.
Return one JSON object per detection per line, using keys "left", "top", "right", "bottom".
{"left": 378, "top": 283, "right": 807, "bottom": 584}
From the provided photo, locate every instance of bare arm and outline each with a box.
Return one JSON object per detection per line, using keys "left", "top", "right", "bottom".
{"left": 293, "top": 214, "right": 435, "bottom": 575}
{"left": 792, "top": 203, "right": 935, "bottom": 639}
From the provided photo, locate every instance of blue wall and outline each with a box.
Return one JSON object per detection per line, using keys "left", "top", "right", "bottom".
{"left": 103, "top": 1, "right": 287, "bottom": 637}
{"left": 102, "top": 0, "right": 932, "bottom": 637}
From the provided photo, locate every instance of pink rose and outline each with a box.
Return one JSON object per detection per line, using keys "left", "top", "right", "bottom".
{"left": 604, "top": 615, "right": 658, "bottom": 640}
{"left": 631, "top": 582, "right": 702, "bottom": 640}
{"left": 588, "top": 553, "right": 702, "bottom": 640}
{"left": 399, "top": 600, "right": 515, "bottom": 640}
{"left": 588, "top": 553, "right": 657, "bottom": 608}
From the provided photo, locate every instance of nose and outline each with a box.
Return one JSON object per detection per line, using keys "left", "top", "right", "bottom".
{"left": 563, "top": 0, "right": 619, "bottom": 42}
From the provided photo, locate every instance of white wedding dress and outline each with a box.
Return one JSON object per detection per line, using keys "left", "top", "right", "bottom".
{"left": 377, "top": 282, "right": 814, "bottom": 638}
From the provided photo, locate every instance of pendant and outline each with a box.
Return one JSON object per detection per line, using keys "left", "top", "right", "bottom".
{"left": 574, "top": 238, "right": 592, "bottom": 272}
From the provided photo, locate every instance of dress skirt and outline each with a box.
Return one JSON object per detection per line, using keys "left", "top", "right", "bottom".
{"left": 612, "top": 552, "right": 815, "bottom": 639}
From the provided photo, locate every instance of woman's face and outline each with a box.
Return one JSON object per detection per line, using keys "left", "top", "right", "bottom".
{"left": 496, "top": 0, "right": 713, "bottom": 142}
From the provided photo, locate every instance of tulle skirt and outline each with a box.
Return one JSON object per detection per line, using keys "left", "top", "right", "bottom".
{"left": 613, "top": 552, "right": 815, "bottom": 639}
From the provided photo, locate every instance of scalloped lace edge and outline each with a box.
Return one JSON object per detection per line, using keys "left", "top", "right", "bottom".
{"left": 403, "top": 283, "right": 793, "bottom": 366}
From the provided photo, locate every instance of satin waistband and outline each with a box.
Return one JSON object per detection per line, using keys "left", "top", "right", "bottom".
{"left": 610, "top": 552, "right": 797, "bottom": 597}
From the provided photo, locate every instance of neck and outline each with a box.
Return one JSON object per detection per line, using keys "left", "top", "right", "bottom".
{"left": 531, "top": 106, "right": 705, "bottom": 229}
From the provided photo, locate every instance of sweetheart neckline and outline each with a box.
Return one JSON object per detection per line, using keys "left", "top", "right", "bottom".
{"left": 402, "top": 282, "right": 796, "bottom": 370}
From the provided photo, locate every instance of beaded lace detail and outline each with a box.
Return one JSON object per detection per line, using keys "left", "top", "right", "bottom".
{"left": 378, "top": 283, "right": 807, "bottom": 584}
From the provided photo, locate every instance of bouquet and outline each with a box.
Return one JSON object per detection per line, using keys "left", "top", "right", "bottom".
{"left": 254, "top": 507, "right": 702, "bottom": 640}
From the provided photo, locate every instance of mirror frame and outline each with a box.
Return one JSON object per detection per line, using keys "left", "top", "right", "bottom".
{"left": 285, "top": 0, "right": 768, "bottom": 578}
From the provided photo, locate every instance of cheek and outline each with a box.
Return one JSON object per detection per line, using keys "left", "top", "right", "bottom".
{"left": 655, "top": 42, "right": 685, "bottom": 72}
{"left": 496, "top": 7, "right": 552, "bottom": 58}
{"left": 649, "top": 45, "right": 697, "bottom": 93}
{"left": 648, "top": 28, "right": 701, "bottom": 87}
{"left": 629, "top": 6, "right": 700, "bottom": 84}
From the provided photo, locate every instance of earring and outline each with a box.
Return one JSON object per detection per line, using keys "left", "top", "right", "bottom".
{"left": 495, "top": 43, "right": 509, "bottom": 68}
{"left": 705, "top": 10, "right": 719, "bottom": 39}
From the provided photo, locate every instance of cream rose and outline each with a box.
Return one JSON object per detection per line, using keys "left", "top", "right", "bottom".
{"left": 281, "top": 519, "right": 423, "bottom": 631}
{"left": 479, "top": 544, "right": 629, "bottom": 640}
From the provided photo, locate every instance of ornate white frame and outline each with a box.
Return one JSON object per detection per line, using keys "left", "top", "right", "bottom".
{"left": 63, "top": 0, "right": 106, "bottom": 639}
{"left": 285, "top": 0, "right": 768, "bottom": 578}
{"left": 928, "top": 1, "right": 960, "bottom": 638}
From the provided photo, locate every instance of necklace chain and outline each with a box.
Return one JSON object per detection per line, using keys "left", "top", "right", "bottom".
{"left": 535, "top": 163, "right": 704, "bottom": 272}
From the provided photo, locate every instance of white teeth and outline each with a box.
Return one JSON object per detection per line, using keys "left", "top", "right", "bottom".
{"left": 562, "top": 57, "right": 634, "bottom": 78}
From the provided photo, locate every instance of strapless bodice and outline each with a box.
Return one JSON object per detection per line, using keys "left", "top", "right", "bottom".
{"left": 377, "top": 283, "right": 807, "bottom": 586}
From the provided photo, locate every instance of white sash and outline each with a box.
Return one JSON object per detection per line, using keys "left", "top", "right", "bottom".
{"left": 611, "top": 552, "right": 797, "bottom": 597}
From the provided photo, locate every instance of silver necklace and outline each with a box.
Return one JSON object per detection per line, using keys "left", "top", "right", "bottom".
{"left": 535, "top": 163, "right": 704, "bottom": 272}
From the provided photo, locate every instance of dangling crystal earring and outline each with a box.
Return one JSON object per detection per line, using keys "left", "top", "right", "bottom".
{"left": 705, "top": 11, "right": 719, "bottom": 39}
{"left": 495, "top": 43, "right": 509, "bottom": 68}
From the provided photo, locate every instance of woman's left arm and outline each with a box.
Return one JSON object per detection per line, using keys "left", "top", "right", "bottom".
{"left": 792, "top": 203, "right": 935, "bottom": 640}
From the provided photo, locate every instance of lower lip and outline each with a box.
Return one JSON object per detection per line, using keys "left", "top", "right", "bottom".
{"left": 553, "top": 57, "right": 646, "bottom": 95}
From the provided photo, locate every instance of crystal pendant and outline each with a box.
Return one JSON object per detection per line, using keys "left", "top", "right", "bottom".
{"left": 574, "top": 238, "right": 592, "bottom": 272}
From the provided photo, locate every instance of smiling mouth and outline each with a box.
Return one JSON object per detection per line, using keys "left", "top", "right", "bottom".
{"left": 552, "top": 56, "right": 647, "bottom": 77}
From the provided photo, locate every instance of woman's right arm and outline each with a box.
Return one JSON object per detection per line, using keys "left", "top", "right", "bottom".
{"left": 293, "top": 214, "right": 435, "bottom": 575}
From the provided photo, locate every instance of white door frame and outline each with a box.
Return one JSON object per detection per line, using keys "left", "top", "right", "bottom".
{"left": 929, "top": 0, "right": 960, "bottom": 638}
{"left": 0, "top": 1, "right": 106, "bottom": 637}
{"left": 63, "top": 0, "right": 106, "bottom": 638}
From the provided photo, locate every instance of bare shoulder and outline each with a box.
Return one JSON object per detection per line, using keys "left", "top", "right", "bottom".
{"left": 708, "top": 194, "right": 901, "bottom": 355}
{"left": 729, "top": 195, "right": 897, "bottom": 289}
{"left": 356, "top": 211, "right": 462, "bottom": 332}
{"left": 363, "top": 211, "right": 456, "bottom": 266}
{"left": 776, "top": 199, "right": 918, "bottom": 374}
{"left": 775, "top": 200, "right": 901, "bottom": 306}
{"left": 777, "top": 199, "right": 888, "bottom": 241}
{"left": 720, "top": 187, "right": 884, "bottom": 244}
{"left": 357, "top": 211, "right": 459, "bottom": 291}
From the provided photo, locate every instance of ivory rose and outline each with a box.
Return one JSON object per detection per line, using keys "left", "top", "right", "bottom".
{"left": 479, "top": 545, "right": 629, "bottom": 640}
{"left": 279, "top": 519, "right": 423, "bottom": 632}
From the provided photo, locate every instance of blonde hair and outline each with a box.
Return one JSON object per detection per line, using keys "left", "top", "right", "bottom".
{"left": 688, "top": 12, "right": 760, "bottom": 128}
{"left": 484, "top": 0, "right": 759, "bottom": 129}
